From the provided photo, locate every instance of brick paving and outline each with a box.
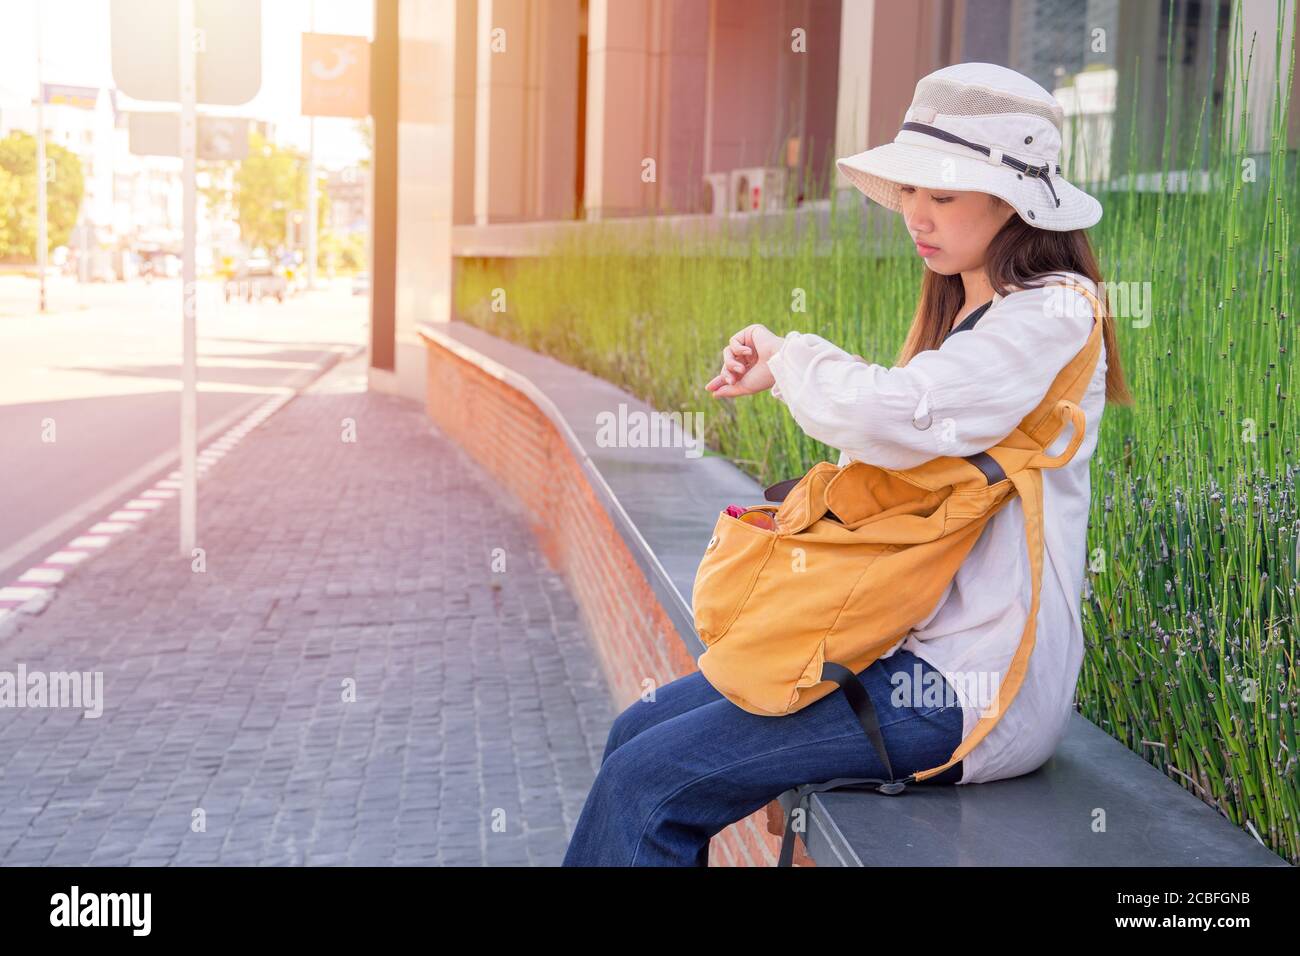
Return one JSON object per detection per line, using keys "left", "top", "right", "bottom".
{"left": 0, "top": 355, "right": 614, "bottom": 865}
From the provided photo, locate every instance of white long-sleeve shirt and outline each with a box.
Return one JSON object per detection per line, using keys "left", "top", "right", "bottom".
{"left": 766, "top": 271, "right": 1107, "bottom": 784}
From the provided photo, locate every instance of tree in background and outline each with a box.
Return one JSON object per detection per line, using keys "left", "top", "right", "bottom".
{"left": 0, "top": 131, "right": 85, "bottom": 261}
{"left": 0, "top": 168, "right": 20, "bottom": 255}
{"left": 204, "top": 129, "right": 330, "bottom": 252}
{"left": 318, "top": 229, "right": 367, "bottom": 274}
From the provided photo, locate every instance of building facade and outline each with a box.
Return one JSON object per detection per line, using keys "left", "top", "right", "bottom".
{"left": 368, "top": 0, "right": 1299, "bottom": 402}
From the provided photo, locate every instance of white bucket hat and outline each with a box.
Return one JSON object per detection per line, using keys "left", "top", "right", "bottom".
{"left": 836, "top": 62, "right": 1102, "bottom": 231}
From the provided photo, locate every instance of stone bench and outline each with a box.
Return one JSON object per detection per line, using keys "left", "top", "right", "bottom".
{"left": 417, "top": 318, "right": 1288, "bottom": 868}
{"left": 776, "top": 709, "right": 1288, "bottom": 866}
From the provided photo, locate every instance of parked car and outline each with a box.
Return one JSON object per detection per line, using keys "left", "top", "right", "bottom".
{"left": 225, "top": 257, "right": 288, "bottom": 303}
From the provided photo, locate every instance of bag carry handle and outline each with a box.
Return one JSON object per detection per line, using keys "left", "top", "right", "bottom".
{"left": 1026, "top": 400, "right": 1086, "bottom": 470}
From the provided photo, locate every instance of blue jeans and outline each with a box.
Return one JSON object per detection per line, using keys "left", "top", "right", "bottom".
{"left": 561, "top": 648, "right": 964, "bottom": 866}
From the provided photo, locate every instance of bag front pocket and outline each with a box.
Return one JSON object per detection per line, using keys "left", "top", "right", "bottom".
{"left": 691, "top": 509, "right": 779, "bottom": 645}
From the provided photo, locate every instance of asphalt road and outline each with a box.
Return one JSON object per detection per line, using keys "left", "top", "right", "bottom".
{"left": 0, "top": 275, "right": 369, "bottom": 585}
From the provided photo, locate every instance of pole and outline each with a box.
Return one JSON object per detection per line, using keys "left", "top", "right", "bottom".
{"left": 179, "top": 0, "right": 198, "bottom": 556}
{"left": 306, "top": 0, "right": 317, "bottom": 290}
{"left": 78, "top": 217, "right": 88, "bottom": 282}
{"left": 35, "top": 2, "right": 47, "bottom": 313}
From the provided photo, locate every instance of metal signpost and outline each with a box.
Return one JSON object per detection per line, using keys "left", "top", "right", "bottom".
{"left": 35, "top": 5, "right": 46, "bottom": 314}
{"left": 178, "top": 0, "right": 197, "bottom": 558}
{"left": 109, "top": 0, "right": 261, "bottom": 557}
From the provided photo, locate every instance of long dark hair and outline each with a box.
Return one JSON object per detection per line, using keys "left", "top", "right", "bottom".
{"left": 895, "top": 206, "right": 1134, "bottom": 407}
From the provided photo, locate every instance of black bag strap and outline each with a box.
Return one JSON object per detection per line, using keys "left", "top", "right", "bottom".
{"left": 763, "top": 476, "right": 802, "bottom": 502}
{"left": 777, "top": 661, "right": 915, "bottom": 866}
{"left": 821, "top": 661, "right": 903, "bottom": 785}
{"left": 964, "top": 450, "right": 1007, "bottom": 485}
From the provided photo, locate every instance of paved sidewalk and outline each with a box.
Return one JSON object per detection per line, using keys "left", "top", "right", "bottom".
{"left": 0, "top": 354, "right": 614, "bottom": 865}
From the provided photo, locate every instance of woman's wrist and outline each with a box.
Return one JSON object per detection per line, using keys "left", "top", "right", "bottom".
{"left": 753, "top": 326, "right": 786, "bottom": 364}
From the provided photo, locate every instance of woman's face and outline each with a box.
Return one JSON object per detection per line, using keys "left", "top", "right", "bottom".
{"left": 898, "top": 185, "right": 1017, "bottom": 275}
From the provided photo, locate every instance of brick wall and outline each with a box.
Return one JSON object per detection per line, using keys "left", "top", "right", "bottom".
{"left": 421, "top": 333, "right": 813, "bottom": 867}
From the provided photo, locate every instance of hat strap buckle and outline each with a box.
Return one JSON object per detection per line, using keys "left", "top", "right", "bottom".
{"left": 899, "top": 120, "right": 1062, "bottom": 209}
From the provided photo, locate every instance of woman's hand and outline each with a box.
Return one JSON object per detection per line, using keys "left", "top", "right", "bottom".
{"left": 705, "top": 324, "right": 784, "bottom": 398}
